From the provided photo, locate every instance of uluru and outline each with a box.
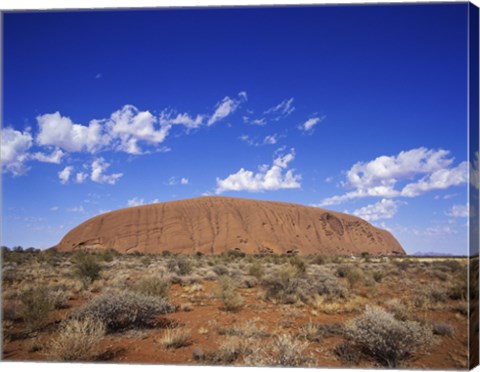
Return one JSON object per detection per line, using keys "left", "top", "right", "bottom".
{"left": 56, "top": 196, "right": 405, "bottom": 256}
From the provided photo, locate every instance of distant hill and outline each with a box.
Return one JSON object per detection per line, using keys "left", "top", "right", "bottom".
{"left": 56, "top": 196, "right": 405, "bottom": 256}
{"left": 411, "top": 251, "right": 454, "bottom": 257}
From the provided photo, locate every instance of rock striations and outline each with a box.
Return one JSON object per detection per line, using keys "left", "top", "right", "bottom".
{"left": 56, "top": 196, "right": 405, "bottom": 256}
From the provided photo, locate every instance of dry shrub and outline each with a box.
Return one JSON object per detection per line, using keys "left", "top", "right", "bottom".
{"left": 344, "top": 306, "right": 433, "bottom": 367}
{"left": 132, "top": 276, "right": 170, "bottom": 300}
{"left": 161, "top": 327, "right": 191, "bottom": 348}
{"left": 217, "top": 275, "right": 243, "bottom": 311}
{"left": 261, "top": 265, "right": 308, "bottom": 304}
{"left": 244, "top": 333, "right": 313, "bottom": 367}
{"left": 413, "top": 284, "right": 448, "bottom": 309}
{"left": 248, "top": 261, "right": 264, "bottom": 279}
{"left": 49, "top": 317, "right": 105, "bottom": 361}
{"left": 207, "top": 336, "right": 249, "bottom": 364}
{"left": 300, "top": 322, "right": 343, "bottom": 342}
{"left": 73, "top": 290, "right": 175, "bottom": 332}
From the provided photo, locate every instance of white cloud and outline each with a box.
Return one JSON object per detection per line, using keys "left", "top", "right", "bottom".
{"left": 207, "top": 92, "right": 247, "bottom": 126}
{"left": 50, "top": 206, "right": 59, "bottom": 211}
{"left": 127, "top": 197, "right": 161, "bottom": 207}
{"left": 215, "top": 148, "right": 301, "bottom": 193}
{"left": 36, "top": 112, "right": 108, "bottom": 153}
{"left": 58, "top": 166, "right": 73, "bottom": 184}
{"left": 159, "top": 111, "right": 204, "bottom": 129}
{"left": 91, "top": 157, "right": 123, "bottom": 185}
{"left": 167, "top": 176, "right": 189, "bottom": 186}
{"left": 352, "top": 199, "right": 403, "bottom": 222}
{"left": 446, "top": 204, "right": 469, "bottom": 218}
{"left": 106, "top": 105, "right": 169, "bottom": 155}
{"left": 251, "top": 118, "right": 267, "bottom": 126}
{"left": 263, "top": 134, "right": 278, "bottom": 145}
{"left": 127, "top": 197, "right": 145, "bottom": 207}
{"left": 1, "top": 127, "right": 33, "bottom": 175}
{"left": 317, "top": 148, "right": 467, "bottom": 206}
{"left": 264, "top": 98, "right": 295, "bottom": 119}
{"left": 32, "top": 148, "right": 64, "bottom": 164}
{"left": 400, "top": 161, "right": 468, "bottom": 197}
{"left": 75, "top": 172, "right": 88, "bottom": 184}
{"left": 299, "top": 116, "right": 325, "bottom": 132}
{"left": 240, "top": 134, "right": 279, "bottom": 147}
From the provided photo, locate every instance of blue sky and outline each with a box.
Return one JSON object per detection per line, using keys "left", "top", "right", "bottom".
{"left": 1, "top": 3, "right": 475, "bottom": 254}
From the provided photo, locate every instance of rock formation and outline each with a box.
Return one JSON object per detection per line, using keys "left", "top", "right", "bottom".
{"left": 56, "top": 196, "right": 405, "bottom": 256}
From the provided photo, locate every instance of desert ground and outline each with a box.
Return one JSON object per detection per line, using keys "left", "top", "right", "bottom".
{"left": 1, "top": 248, "right": 472, "bottom": 369}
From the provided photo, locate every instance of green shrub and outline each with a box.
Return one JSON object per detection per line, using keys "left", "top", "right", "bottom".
{"left": 167, "top": 256, "right": 192, "bottom": 276}
{"left": 372, "top": 271, "right": 384, "bottom": 283}
{"left": 73, "top": 290, "right": 176, "bottom": 332}
{"left": 217, "top": 275, "right": 243, "bottom": 311}
{"left": 19, "top": 285, "right": 54, "bottom": 330}
{"left": 261, "top": 265, "right": 307, "bottom": 304}
{"left": 213, "top": 265, "right": 229, "bottom": 276}
{"left": 248, "top": 262, "right": 264, "bottom": 279}
{"left": 133, "top": 276, "right": 171, "bottom": 300}
{"left": 310, "top": 255, "right": 326, "bottom": 265}
{"left": 289, "top": 256, "right": 307, "bottom": 276}
{"left": 72, "top": 253, "right": 102, "bottom": 288}
{"left": 344, "top": 306, "right": 433, "bottom": 367}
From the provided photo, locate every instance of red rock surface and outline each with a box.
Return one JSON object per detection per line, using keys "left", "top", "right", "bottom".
{"left": 56, "top": 196, "right": 405, "bottom": 255}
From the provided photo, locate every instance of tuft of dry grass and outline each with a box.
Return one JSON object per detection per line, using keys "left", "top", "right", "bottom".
{"left": 48, "top": 317, "right": 105, "bottom": 361}
{"left": 161, "top": 327, "right": 192, "bottom": 349}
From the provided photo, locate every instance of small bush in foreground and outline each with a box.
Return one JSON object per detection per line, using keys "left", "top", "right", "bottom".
{"left": 73, "top": 290, "right": 176, "bottom": 332}
{"left": 161, "top": 327, "right": 192, "bottom": 349}
{"left": 133, "top": 276, "right": 171, "bottom": 300}
{"left": 49, "top": 317, "right": 105, "bottom": 361}
{"left": 73, "top": 253, "right": 102, "bottom": 288}
{"left": 344, "top": 306, "right": 433, "bottom": 367}
{"left": 217, "top": 275, "right": 243, "bottom": 311}
{"left": 19, "top": 285, "right": 54, "bottom": 330}
{"left": 245, "top": 334, "right": 313, "bottom": 367}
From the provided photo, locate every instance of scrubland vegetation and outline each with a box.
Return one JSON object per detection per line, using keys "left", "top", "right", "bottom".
{"left": 1, "top": 247, "right": 472, "bottom": 369}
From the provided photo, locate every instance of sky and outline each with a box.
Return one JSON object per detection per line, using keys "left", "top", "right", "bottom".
{"left": 1, "top": 3, "right": 477, "bottom": 255}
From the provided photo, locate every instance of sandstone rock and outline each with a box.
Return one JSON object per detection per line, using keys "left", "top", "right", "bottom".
{"left": 56, "top": 196, "right": 405, "bottom": 256}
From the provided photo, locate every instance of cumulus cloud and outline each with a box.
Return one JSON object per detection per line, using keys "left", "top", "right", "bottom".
{"left": 215, "top": 148, "right": 301, "bottom": 193}
{"left": 127, "top": 197, "right": 160, "bottom": 207}
{"left": 180, "top": 177, "right": 189, "bottom": 185}
{"left": 127, "top": 197, "right": 145, "bottom": 207}
{"left": 32, "top": 148, "right": 64, "bottom": 164}
{"left": 58, "top": 166, "right": 73, "bottom": 184}
{"left": 1, "top": 127, "right": 33, "bottom": 175}
{"left": 36, "top": 112, "right": 108, "bottom": 153}
{"left": 317, "top": 148, "right": 467, "bottom": 206}
{"left": 446, "top": 204, "right": 469, "bottom": 218}
{"left": 352, "top": 199, "right": 403, "bottom": 222}
{"left": 264, "top": 98, "right": 295, "bottom": 119}
{"left": 106, "top": 105, "right": 169, "bottom": 155}
{"left": 91, "top": 158, "right": 123, "bottom": 184}
{"left": 299, "top": 116, "right": 325, "bottom": 133}
{"left": 75, "top": 172, "right": 88, "bottom": 184}
{"left": 207, "top": 92, "right": 247, "bottom": 126}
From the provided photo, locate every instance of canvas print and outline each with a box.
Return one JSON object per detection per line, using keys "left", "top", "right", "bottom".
{"left": 1, "top": 1, "right": 479, "bottom": 370}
